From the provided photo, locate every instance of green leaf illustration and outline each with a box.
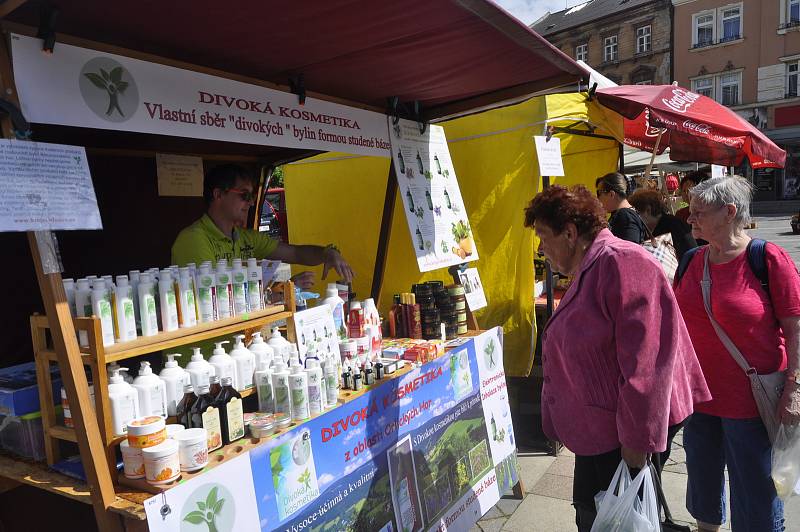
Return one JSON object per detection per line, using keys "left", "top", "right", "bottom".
{"left": 214, "top": 498, "right": 225, "bottom": 514}
{"left": 116, "top": 80, "right": 129, "bottom": 94}
{"left": 183, "top": 511, "right": 206, "bottom": 525}
{"left": 197, "top": 501, "right": 206, "bottom": 511}
{"left": 84, "top": 72, "right": 107, "bottom": 89}
{"left": 110, "top": 66, "right": 123, "bottom": 83}
{"left": 205, "top": 486, "right": 219, "bottom": 510}
{"left": 100, "top": 68, "right": 110, "bottom": 81}
{"left": 299, "top": 468, "right": 311, "bottom": 490}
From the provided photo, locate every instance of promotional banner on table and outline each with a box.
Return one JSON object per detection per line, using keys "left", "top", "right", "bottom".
{"left": 389, "top": 118, "right": 478, "bottom": 272}
{"left": 10, "top": 33, "right": 391, "bottom": 158}
{"left": 144, "top": 328, "right": 518, "bottom": 532}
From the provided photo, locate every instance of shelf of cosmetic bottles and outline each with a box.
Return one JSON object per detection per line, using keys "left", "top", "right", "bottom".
{"left": 102, "top": 305, "right": 289, "bottom": 362}
{"left": 115, "top": 364, "right": 417, "bottom": 496}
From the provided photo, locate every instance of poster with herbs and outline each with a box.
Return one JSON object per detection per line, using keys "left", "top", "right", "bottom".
{"left": 389, "top": 117, "right": 478, "bottom": 272}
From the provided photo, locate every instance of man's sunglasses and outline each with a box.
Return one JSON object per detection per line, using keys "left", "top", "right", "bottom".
{"left": 226, "top": 187, "right": 255, "bottom": 202}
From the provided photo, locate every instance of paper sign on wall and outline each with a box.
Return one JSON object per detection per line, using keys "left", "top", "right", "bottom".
{"left": 458, "top": 267, "right": 487, "bottom": 311}
{"left": 534, "top": 136, "right": 565, "bottom": 177}
{"left": 0, "top": 139, "right": 102, "bottom": 232}
{"left": 711, "top": 164, "right": 725, "bottom": 178}
{"left": 156, "top": 153, "right": 204, "bottom": 197}
{"left": 389, "top": 117, "right": 478, "bottom": 272}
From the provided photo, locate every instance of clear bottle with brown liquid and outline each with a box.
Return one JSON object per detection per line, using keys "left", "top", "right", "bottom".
{"left": 215, "top": 376, "right": 245, "bottom": 445}
{"left": 209, "top": 375, "right": 222, "bottom": 398}
{"left": 176, "top": 383, "right": 196, "bottom": 429}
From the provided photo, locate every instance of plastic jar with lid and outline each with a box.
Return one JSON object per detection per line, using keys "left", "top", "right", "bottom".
{"left": 174, "top": 428, "right": 208, "bottom": 472}
{"left": 126, "top": 416, "right": 166, "bottom": 449}
{"left": 120, "top": 439, "right": 144, "bottom": 479}
{"left": 142, "top": 439, "right": 180, "bottom": 485}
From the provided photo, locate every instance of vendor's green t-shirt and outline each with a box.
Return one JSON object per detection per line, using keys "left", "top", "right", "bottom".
{"left": 171, "top": 214, "right": 279, "bottom": 266}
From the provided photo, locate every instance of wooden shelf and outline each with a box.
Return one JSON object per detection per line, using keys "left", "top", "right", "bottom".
{"left": 104, "top": 305, "right": 289, "bottom": 362}
{"left": 48, "top": 425, "right": 77, "bottom": 442}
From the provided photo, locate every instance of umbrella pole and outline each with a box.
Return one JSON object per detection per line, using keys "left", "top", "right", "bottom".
{"left": 643, "top": 129, "right": 663, "bottom": 186}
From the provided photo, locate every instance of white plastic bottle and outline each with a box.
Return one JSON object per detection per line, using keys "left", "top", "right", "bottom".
{"left": 159, "top": 354, "right": 188, "bottom": 416}
{"left": 247, "top": 258, "right": 263, "bottom": 311}
{"left": 247, "top": 331, "right": 274, "bottom": 368}
{"left": 231, "top": 262, "right": 248, "bottom": 315}
{"left": 363, "top": 298, "right": 382, "bottom": 357}
{"left": 108, "top": 367, "right": 139, "bottom": 436}
{"left": 321, "top": 284, "right": 347, "bottom": 340}
{"left": 114, "top": 276, "right": 138, "bottom": 342}
{"left": 158, "top": 269, "right": 180, "bottom": 332}
{"left": 305, "top": 359, "right": 324, "bottom": 416}
{"left": 267, "top": 327, "right": 292, "bottom": 361}
{"left": 271, "top": 361, "right": 291, "bottom": 417}
{"left": 91, "top": 279, "right": 116, "bottom": 347}
{"left": 324, "top": 355, "right": 339, "bottom": 408}
{"left": 230, "top": 334, "right": 256, "bottom": 392}
{"left": 196, "top": 264, "right": 217, "bottom": 323}
{"left": 208, "top": 341, "right": 235, "bottom": 384}
{"left": 133, "top": 361, "right": 167, "bottom": 418}
{"left": 62, "top": 278, "right": 77, "bottom": 317}
{"left": 254, "top": 361, "right": 274, "bottom": 413}
{"left": 74, "top": 278, "right": 92, "bottom": 345}
{"left": 185, "top": 347, "right": 214, "bottom": 390}
{"left": 289, "top": 370, "right": 310, "bottom": 421}
{"left": 215, "top": 260, "right": 233, "bottom": 319}
{"left": 178, "top": 268, "right": 197, "bottom": 328}
{"left": 138, "top": 273, "right": 160, "bottom": 337}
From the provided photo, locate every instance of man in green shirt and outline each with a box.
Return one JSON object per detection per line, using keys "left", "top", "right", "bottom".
{"left": 172, "top": 164, "right": 353, "bottom": 287}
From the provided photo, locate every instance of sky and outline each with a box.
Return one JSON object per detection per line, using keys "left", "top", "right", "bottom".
{"left": 493, "top": 0, "right": 585, "bottom": 25}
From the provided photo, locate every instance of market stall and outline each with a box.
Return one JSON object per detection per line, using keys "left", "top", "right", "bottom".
{"left": 0, "top": 2, "right": 586, "bottom": 531}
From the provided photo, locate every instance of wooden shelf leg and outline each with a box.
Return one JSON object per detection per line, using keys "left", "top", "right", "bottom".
{"left": 32, "top": 316, "right": 60, "bottom": 465}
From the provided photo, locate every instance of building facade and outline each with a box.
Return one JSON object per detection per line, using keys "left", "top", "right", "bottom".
{"left": 673, "top": 0, "right": 800, "bottom": 200}
{"left": 532, "top": 0, "right": 673, "bottom": 86}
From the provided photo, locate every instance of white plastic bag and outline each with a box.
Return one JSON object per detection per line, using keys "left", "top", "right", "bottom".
{"left": 772, "top": 424, "right": 800, "bottom": 501}
{"left": 591, "top": 461, "right": 659, "bottom": 532}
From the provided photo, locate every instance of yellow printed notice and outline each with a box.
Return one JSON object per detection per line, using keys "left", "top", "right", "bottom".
{"left": 156, "top": 153, "right": 204, "bottom": 197}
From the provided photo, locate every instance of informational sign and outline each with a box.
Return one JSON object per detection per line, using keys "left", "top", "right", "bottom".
{"left": 11, "top": 33, "right": 390, "bottom": 158}
{"left": 711, "top": 164, "right": 725, "bottom": 178}
{"left": 292, "top": 306, "right": 339, "bottom": 360}
{"left": 390, "top": 118, "right": 478, "bottom": 272}
{"left": 156, "top": 153, "right": 204, "bottom": 197}
{"left": 458, "top": 268, "right": 487, "bottom": 311}
{"left": 260, "top": 260, "right": 283, "bottom": 284}
{"left": 144, "top": 329, "right": 518, "bottom": 532}
{"left": 0, "top": 139, "right": 102, "bottom": 232}
{"left": 533, "top": 136, "right": 565, "bottom": 177}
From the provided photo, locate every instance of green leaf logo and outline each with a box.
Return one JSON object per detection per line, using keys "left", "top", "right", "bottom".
{"left": 79, "top": 58, "right": 139, "bottom": 123}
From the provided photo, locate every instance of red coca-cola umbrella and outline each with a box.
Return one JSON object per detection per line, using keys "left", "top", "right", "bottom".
{"left": 596, "top": 84, "right": 786, "bottom": 169}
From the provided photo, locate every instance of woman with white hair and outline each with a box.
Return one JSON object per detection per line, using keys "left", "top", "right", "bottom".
{"left": 674, "top": 176, "right": 800, "bottom": 532}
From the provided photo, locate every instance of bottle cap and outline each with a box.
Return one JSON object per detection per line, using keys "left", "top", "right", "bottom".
{"left": 210, "top": 375, "right": 220, "bottom": 384}
{"left": 183, "top": 383, "right": 194, "bottom": 393}
{"left": 116, "top": 275, "right": 129, "bottom": 286}
{"left": 138, "top": 361, "right": 152, "bottom": 375}
{"left": 164, "top": 353, "right": 181, "bottom": 367}
{"left": 213, "top": 341, "right": 230, "bottom": 354}
{"left": 220, "top": 376, "right": 233, "bottom": 386}
{"left": 109, "top": 367, "right": 129, "bottom": 383}
{"left": 326, "top": 287, "right": 339, "bottom": 298}
{"left": 191, "top": 347, "right": 203, "bottom": 359}
{"left": 197, "top": 384, "right": 210, "bottom": 394}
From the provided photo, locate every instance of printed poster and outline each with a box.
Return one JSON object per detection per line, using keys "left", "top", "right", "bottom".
{"left": 292, "top": 306, "right": 339, "bottom": 360}
{"left": 0, "top": 139, "right": 102, "bottom": 232}
{"left": 458, "top": 268, "right": 487, "bottom": 311}
{"left": 156, "top": 153, "right": 204, "bottom": 197}
{"left": 389, "top": 117, "right": 478, "bottom": 272}
{"left": 145, "top": 331, "right": 518, "bottom": 532}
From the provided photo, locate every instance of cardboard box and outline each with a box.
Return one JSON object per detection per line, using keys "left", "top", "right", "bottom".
{"left": 0, "top": 362, "right": 61, "bottom": 416}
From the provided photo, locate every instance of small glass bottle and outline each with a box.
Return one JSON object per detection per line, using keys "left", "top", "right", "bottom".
{"left": 176, "top": 383, "right": 196, "bottom": 429}
{"left": 189, "top": 384, "right": 222, "bottom": 451}
{"left": 215, "top": 376, "right": 245, "bottom": 445}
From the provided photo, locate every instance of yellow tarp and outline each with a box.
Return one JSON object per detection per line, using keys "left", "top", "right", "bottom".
{"left": 284, "top": 94, "right": 620, "bottom": 377}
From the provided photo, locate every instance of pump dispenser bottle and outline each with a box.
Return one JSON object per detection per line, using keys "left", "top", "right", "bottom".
{"left": 138, "top": 273, "right": 160, "bottom": 337}
{"left": 247, "top": 331, "right": 274, "bottom": 368}
{"left": 208, "top": 341, "right": 235, "bottom": 384}
{"left": 254, "top": 361, "right": 274, "bottom": 413}
{"left": 185, "top": 347, "right": 214, "bottom": 390}
{"left": 114, "top": 276, "right": 138, "bottom": 342}
{"left": 108, "top": 367, "right": 139, "bottom": 436}
{"left": 246, "top": 258, "right": 263, "bottom": 311}
{"left": 133, "top": 361, "right": 167, "bottom": 417}
{"left": 91, "top": 279, "right": 116, "bottom": 347}
{"left": 159, "top": 354, "right": 188, "bottom": 416}
{"left": 230, "top": 334, "right": 256, "bottom": 392}
{"left": 158, "top": 269, "right": 179, "bottom": 332}
{"left": 271, "top": 361, "right": 291, "bottom": 418}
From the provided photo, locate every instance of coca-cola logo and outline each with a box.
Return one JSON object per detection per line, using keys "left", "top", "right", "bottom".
{"left": 661, "top": 88, "right": 701, "bottom": 113}
{"left": 644, "top": 108, "right": 666, "bottom": 138}
{"left": 682, "top": 119, "right": 712, "bottom": 135}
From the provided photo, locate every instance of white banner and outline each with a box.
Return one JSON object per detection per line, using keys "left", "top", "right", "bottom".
{"left": 390, "top": 118, "right": 478, "bottom": 272}
{"left": 11, "top": 34, "right": 391, "bottom": 158}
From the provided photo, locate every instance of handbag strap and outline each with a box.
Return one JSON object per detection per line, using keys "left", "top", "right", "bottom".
{"left": 630, "top": 208, "right": 657, "bottom": 245}
{"left": 701, "top": 250, "right": 758, "bottom": 376}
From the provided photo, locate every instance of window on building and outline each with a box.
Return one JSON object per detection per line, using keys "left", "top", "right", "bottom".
{"left": 692, "top": 77, "right": 714, "bottom": 99}
{"left": 575, "top": 43, "right": 587, "bottom": 61}
{"left": 720, "top": 6, "right": 741, "bottom": 41}
{"left": 693, "top": 13, "right": 715, "bottom": 46}
{"left": 791, "top": 0, "right": 800, "bottom": 24}
{"left": 720, "top": 72, "right": 741, "bottom": 105}
{"left": 788, "top": 61, "right": 800, "bottom": 97}
{"left": 604, "top": 35, "right": 618, "bottom": 62}
{"left": 636, "top": 25, "right": 652, "bottom": 53}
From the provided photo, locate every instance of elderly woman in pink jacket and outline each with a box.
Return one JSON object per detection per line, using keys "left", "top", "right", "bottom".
{"left": 525, "top": 185, "right": 711, "bottom": 531}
